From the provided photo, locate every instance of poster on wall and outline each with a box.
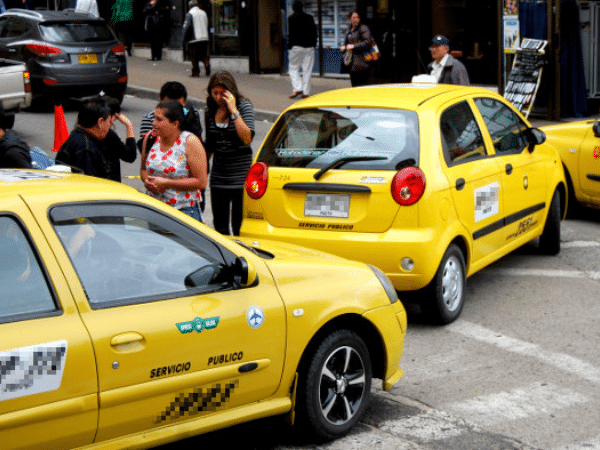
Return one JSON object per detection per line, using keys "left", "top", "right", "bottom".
{"left": 503, "top": 17, "right": 520, "bottom": 53}
{"left": 504, "top": 0, "right": 518, "bottom": 16}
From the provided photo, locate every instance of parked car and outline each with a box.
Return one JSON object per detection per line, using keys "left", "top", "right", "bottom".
{"left": 0, "top": 9, "right": 127, "bottom": 103}
{"left": 0, "top": 168, "right": 406, "bottom": 449}
{"left": 0, "top": 57, "right": 31, "bottom": 120}
{"left": 241, "top": 84, "right": 567, "bottom": 324}
{"left": 541, "top": 119, "right": 600, "bottom": 213}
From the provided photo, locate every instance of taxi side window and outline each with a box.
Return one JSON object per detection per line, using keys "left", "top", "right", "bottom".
{"left": 0, "top": 216, "right": 58, "bottom": 323}
{"left": 51, "top": 204, "right": 235, "bottom": 309}
{"left": 440, "top": 101, "right": 487, "bottom": 165}
{"left": 474, "top": 97, "right": 528, "bottom": 155}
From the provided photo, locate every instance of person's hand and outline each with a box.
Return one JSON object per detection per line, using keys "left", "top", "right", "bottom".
{"left": 222, "top": 90, "right": 238, "bottom": 114}
{"left": 114, "top": 113, "right": 132, "bottom": 128}
{"left": 143, "top": 175, "right": 161, "bottom": 194}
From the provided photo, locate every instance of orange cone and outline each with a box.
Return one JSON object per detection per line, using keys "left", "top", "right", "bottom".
{"left": 51, "top": 104, "right": 69, "bottom": 152}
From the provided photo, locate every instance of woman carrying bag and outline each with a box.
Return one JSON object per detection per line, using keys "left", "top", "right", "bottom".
{"left": 340, "top": 10, "right": 375, "bottom": 87}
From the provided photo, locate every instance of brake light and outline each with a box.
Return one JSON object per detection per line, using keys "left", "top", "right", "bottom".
{"left": 245, "top": 162, "right": 268, "bottom": 199}
{"left": 23, "top": 71, "right": 31, "bottom": 93}
{"left": 391, "top": 167, "right": 426, "bottom": 205}
{"left": 111, "top": 43, "right": 126, "bottom": 56}
{"left": 26, "top": 43, "right": 62, "bottom": 57}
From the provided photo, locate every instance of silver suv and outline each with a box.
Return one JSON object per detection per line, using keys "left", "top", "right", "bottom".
{"left": 0, "top": 9, "right": 127, "bottom": 103}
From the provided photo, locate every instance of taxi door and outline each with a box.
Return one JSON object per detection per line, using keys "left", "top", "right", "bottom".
{"left": 0, "top": 197, "right": 97, "bottom": 450}
{"left": 44, "top": 202, "right": 286, "bottom": 442}
{"left": 577, "top": 123, "right": 600, "bottom": 198}
{"left": 473, "top": 98, "right": 548, "bottom": 244}
{"left": 439, "top": 99, "right": 506, "bottom": 267}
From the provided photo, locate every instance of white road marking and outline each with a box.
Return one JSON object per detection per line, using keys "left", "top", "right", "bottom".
{"left": 482, "top": 268, "right": 600, "bottom": 281}
{"left": 446, "top": 382, "right": 589, "bottom": 427}
{"left": 562, "top": 240, "right": 600, "bottom": 248}
{"left": 378, "top": 410, "right": 466, "bottom": 442}
{"left": 447, "top": 321, "right": 600, "bottom": 383}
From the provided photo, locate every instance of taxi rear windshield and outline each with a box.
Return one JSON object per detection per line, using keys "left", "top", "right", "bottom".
{"left": 258, "top": 108, "right": 419, "bottom": 170}
{"left": 40, "top": 22, "right": 115, "bottom": 44}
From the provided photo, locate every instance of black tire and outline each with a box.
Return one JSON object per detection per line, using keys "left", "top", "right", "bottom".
{"left": 296, "top": 329, "right": 372, "bottom": 442}
{"left": 564, "top": 168, "right": 580, "bottom": 218}
{"left": 539, "top": 189, "right": 561, "bottom": 255}
{"left": 421, "top": 243, "right": 466, "bottom": 324}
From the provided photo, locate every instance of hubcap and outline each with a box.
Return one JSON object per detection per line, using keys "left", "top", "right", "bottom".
{"left": 441, "top": 255, "right": 463, "bottom": 312}
{"left": 319, "top": 346, "right": 366, "bottom": 425}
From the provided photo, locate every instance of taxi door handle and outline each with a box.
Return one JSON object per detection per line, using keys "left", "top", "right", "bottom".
{"left": 505, "top": 164, "right": 513, "bottom": 175}
{"left": 455, "top": 178, "right": 465, "bottom": 191}
{"left": 110, "top": 332, "right": 145, "bottom": 347}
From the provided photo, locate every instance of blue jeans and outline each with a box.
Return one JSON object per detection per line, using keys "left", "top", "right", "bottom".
{"left": 179, "top": 204, "right": 203, "bottom": 222}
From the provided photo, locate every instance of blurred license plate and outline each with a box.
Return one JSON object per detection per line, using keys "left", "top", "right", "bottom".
{"left": 304, "top": 193, "right": 349, "bottom": 218}
{"left": 79, "top": 53, "right": 98, "bottom": 64}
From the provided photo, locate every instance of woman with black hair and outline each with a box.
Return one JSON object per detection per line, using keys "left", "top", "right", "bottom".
{"left": 140, "top": 99, "right": 208, "bottom": 221}
{"left": 204, "top": 70, "right": 255, "bottom": 236}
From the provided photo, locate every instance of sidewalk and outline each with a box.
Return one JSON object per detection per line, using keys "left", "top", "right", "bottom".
{"left": 125, "top": 55, "right": 348, "bottom": 122}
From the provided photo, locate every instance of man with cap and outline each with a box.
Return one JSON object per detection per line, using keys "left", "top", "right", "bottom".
{"left": 428, "top": 34, "right": 470, "bottom": 86}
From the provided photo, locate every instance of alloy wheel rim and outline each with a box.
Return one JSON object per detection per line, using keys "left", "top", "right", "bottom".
{"left": 441, "top": 255, "right": 463, "bottom": 312}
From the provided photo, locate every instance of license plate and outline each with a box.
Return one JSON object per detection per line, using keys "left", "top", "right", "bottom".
{"left": 304, "top": 193, "right": 350, "bottom": 218}
{"left": 78, "top": 53, "right": 98, "bottom": 64}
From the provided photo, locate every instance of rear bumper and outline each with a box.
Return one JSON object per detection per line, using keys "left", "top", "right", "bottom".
{"left": 240, "top": 218, "right": 443, "bottom": 291}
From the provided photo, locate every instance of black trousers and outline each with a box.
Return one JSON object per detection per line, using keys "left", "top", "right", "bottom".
{"left": 210, "top": 187, "right": 243, "bottom": 236}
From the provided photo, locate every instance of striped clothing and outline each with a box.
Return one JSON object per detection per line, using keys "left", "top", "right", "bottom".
{"left": 205, "top": 99, "right": 255, "bottom": 189}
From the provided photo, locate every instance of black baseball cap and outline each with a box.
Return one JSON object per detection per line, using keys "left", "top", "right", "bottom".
{"left": 431, "top": 35, "right": 450, "bottom": 46}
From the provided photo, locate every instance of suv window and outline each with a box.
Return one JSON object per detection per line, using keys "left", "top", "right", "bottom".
{"left": 0, "top": 216, "right": 58, "bottom": 323}
{"left": 50, "top": 203, "right": 235, "bottom": 308}
{"left": 258, "top": 108, "right": 420, "bottom": 170}
{"left": 474, "top": 97, "right": 528, "bottom": 155}
{"left": 39, "top": 22, "right": 115, "bottom": 44}
{"left": 440, "top": 100, "right": 487, "bottom": 165}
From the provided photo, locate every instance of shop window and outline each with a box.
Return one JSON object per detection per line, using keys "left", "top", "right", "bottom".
{"left": 212, "top": 0, "right": 239, "bottom": 56}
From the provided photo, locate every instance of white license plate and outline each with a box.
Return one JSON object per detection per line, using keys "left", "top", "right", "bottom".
{"left": 304, "top": 193, "right": 350, "bottom": 218}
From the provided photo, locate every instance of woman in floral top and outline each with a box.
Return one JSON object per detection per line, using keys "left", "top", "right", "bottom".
{"left": 140, "top": 99, "right": 207, "bottom": 221}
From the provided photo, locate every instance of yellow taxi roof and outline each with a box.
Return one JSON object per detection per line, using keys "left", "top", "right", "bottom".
{"left": 291, "top": 83, "right": 498, "bottom": 111}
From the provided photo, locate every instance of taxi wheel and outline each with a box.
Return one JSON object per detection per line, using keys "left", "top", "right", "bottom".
{"left": 422, "top": 244, "right": 466, "bottom": 324}
{"left": 539, "top": 190, "right": 561, "bottom": 256}
{"left": 296, "top": 330, "right": 372, "bottom": 442}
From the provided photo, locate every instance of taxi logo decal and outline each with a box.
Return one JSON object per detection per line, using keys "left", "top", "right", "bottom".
{"left": 0, "top": 169, "right": 64, "bottom": 182}
{"left": 156, "top": 380, "right": 238, "bottom": 423}
{"left": 176, "top": 317, "right": 220, "bottom": 334}
{"left": 247, "top": 306, "right": 264, "bottom": 329}
{"left": 0, "top": 340, "right": 67, "bottom": 402}
{"left": 474, "top": 182, "right": 500, "bottom": 223}
{"left": 594, "top": 146, "right": 600, "bottom": 160}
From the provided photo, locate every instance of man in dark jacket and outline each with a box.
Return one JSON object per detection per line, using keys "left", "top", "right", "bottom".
{"left": 288, "top": 1, "right": 317, "bottom": 98}
{"left": 0, "top": 108, "right": 33, "bottom": 169}
{"left": 428, "top": 34, "right": 470, "bottom": 86}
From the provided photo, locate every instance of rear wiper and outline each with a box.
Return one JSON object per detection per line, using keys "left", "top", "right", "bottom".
{"left": 313, "top": 156, "right": 387, "bottom": 180}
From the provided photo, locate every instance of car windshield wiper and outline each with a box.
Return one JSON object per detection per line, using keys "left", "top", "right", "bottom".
{"left": 313, "top": 156, "right": 387, "bottom": 180}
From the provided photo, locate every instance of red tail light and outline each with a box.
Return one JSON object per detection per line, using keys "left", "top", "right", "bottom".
{"left": 26, "top": 43, "right": 62, "bottom": 57}
{"left": 111, "top": 43, "right": 126, "bottom": 56}
{"left": 245, "top": 162, "right": 268, "bottom": 199}
{"left": 391, "top": 167, "right": 426, "bottom": 206}
{"left": 23, "top": 71, "right": 31, "bottom": 93}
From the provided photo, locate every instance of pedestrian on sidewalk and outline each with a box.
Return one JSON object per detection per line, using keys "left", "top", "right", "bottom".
{"left": 340, "top": 10, "right": 374, "bottom": 87}
{"left": 427, "top": 34, "right": 470, "bottom": 86}
{"left": 204, "top": 71, "right": 254, "bottom": 236}
{"left": 288, "top": 1, "right": 316, "bottom": 99}
{"left": 75, "top": 0, "right": 99, "bottom": 17}
{"left": 111, "top": 0, "right": 134, "bottom": 56}
{"left": 182, "top": 0, "right": 211, "bottom": 77}
{"left": 144, "top": 0, "right": 168, "bottom": 61}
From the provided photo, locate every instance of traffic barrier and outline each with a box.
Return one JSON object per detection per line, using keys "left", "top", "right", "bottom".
{"left": 51, "top": 104, "right": 69, "bottom": 152}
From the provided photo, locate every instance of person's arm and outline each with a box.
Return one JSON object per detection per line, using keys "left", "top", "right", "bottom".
{"left": 225, "top": 96, "right": 254, "bottom": 146}
{"left": 144, "top": 134, "right": 208, "bottom": 192}
{"left": 4, "top": 147, "right": 32, "bottom": 169}
{"left": 140, "top": 133, "right": 156, "bottom": 192}
{"left": 113, "top": 113, "right": 137, "bottom": 163}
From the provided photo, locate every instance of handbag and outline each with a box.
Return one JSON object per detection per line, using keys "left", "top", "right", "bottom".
{"left": 343, "top": 49, "right": 352, "bottom": 66}
{"left": 363, "top": 43, "right": 381, "bottom": 62}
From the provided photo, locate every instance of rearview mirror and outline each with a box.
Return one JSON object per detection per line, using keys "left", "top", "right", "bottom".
{"left": 526, "top": 128, "right": 546, "bottom": 153}
{"left": 233, "top": 257, "right": 258, "bottom": 288}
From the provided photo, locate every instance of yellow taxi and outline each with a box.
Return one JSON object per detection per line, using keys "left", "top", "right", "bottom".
{"left": 241, "top": 84, "right": 567, "bottom": 324}
{"left": 0, "top": 169, "right": 406, "bottom": 449}
{"left": 541, "top": 119, "right": 600, "bottom": 213}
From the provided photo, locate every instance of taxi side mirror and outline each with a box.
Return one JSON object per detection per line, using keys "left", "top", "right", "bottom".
{"left": 593, "top": 120, "right": 600, "bottom": 138}
{"left": 232, "top": 257, "right": 258, "bottom": 288}
{"left": 526, "top": 127, "right": 546, "bottom": 153}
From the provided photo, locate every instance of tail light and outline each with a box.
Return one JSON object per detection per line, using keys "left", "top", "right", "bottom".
{"left": 26, "top": 43, "right": 62, "bottom": 57}
{"left": 245, "top": 162, "right": 268, "bottom": 199}
{"left": 391, "top": 167, "right": 426, "bottom": 205}
{"left": 111, "top": 43, "right": 126, "bottom": 56}
{"left": 23, "top": 71, "right": 31, "bottom": 93}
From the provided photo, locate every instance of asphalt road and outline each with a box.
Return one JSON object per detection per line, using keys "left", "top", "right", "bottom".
{"left": 12, "top": 95, "right": 600, "bottom": 450}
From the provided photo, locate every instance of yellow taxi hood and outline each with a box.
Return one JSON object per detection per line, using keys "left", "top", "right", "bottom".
{"left": 233, "top": 235, "right": 349, "bottom": 262}
{"left": 286, "top": 83, "right": 495, "bottom": 111}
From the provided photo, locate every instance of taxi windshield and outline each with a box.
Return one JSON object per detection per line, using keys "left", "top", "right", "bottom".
{"left": 258, "top": 107, "right": 420, "bottom": 170}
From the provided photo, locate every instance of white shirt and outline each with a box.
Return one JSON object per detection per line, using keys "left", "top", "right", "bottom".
{"left": 189, "top": 6, "right": 209, "bottom": 42}
{"left": 430, "top": 54, "right": 449, "bottom": 82}
{"left": 75, "top": 0, "right": 99, "bottom": 17}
